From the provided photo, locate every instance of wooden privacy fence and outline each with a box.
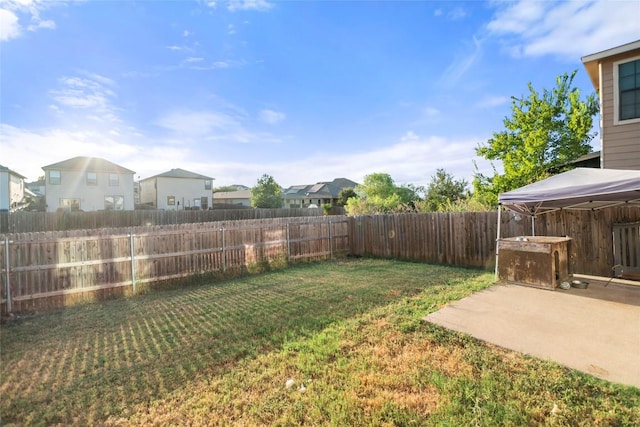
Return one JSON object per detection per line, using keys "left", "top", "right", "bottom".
{"left": 0, "top": 208, "right": 322, "bottom": 234}
{"left": 348, "top": 207, "right": 640, "bottom": 276}
{"left": 1, "top": 216, "right": 348, "bottom": 313}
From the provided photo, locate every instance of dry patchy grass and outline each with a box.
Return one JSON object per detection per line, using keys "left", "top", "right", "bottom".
{"left": 1, "top": 258, "right": 639, "bottom": 426}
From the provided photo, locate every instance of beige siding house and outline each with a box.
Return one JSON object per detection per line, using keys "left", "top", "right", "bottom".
{"left": 139, "top": 168, "right": 214, "bottom": 210}
{"left": 42, "top": 157, "right": 135, "bottom": 212}
{"left": 0, "top": 165, "right": 27, "bottom": 212}
{"left": 582, "top": 40, "right": 640, "bottom": 169}
{"left": 212, "top": 189, "right": 251, "bottom": 207}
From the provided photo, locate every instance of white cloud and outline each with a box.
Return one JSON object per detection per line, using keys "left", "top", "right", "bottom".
{"left": 0, "top": 124, "right": 140, "bottom": 181}
{"left": 184, "top": 59, "right": 246, "bottom": 70}
{"left": 166, "top": 45, "right": 191, "bottom": 52}
{"left": 475, "top": 95, "right": 509, "bottom": 109}
{"left": 0, "top": 8, "right": 20, "bottom": 40}
{"left": 207, "top": 131, "right": 493, "bottom": 189}
{"left": 27, "top": 17, "right": 54, "bottom": 31}
{"left": 155, "top": 109, "right": 284, "bottom": 144}
{"left": 433, "top": 6, "right": 469, "bottom": 21}
{"left": 183, "top": 29, "right": 192, "bottom": 37}
{"left": 50, "top": 74, "right": 118, "bottom": 113}
{"left": 259, "top": 109, "right": 286, "bottom": 125}
{"left": 227, "top": 23, "right": 236, "bottom": 35}
{"left": 449, "top": 7, "right": 468, "bottom": 21}
{"left": 185, "top": 56, "right": 204, "bottom": 63}
{"left": 227, "top": 0, "right": 273, "bottom": 12}
{"left": 155, "top": 110, "right": 239, "bottom": 136}
{"left": 438, "top": 36, "right": 484, "bottom": 87}
{"left": 0, "top": 0, "right": 60, "bottom": 41}
{"left": 487, "top": 0, "right": 640, "bottom": 58}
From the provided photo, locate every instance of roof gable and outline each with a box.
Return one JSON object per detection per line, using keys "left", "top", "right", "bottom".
{"left": 42, "top": 156, "right": 135, "bottom": 174}
{"left": 143, "top": 168, "right": 214, "bottom": 181}
{"left": 0, "top": 164, "right": 27, "bottom": 179}
{"left": 283, "top": 177, "right": 359, "bottom": 199}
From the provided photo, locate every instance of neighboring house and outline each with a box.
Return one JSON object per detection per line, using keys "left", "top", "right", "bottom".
{"left": 212, "top": 189, "right": 251, "bottom": 207}
{"left": 42, "top": 156, "right": 135, "bottom": 212}
{"left": 139, "top": 168, "right": 214, "bottom": 210}
{"left": 582, "top": 39, "right": 640, "bottom": 170}
{"left": 25, "top": 178, "right": 46, "bottom": 211}
{"left": 26, "top": 178, "right": 46, "bottom": 197}
{"left": 283, "top": 178, "right": 358, "bottom": 208}
{"left": 0, "top": 165, "right": 27, "bottom": 212}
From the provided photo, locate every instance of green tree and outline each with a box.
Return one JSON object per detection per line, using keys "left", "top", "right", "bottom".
{"left": 336, "top": 187, "right": 357, "bottom": 206}
{"left": 423, "top": 169, "right": 468, "bottom": 211}
{"left": 250, "top": 174, "right": 283, "bottom": 208}
{"left": 474, "top": 70, "right": 599, "bottom": 206}
{"left": 345, "top": 173, "right": 421, "bottom": 215}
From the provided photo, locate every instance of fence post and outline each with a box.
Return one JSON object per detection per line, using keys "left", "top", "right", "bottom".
{"left": 221, "top": 228, "right": 226, "bottom": 273}
{"left": 286, "top": 223, "right": 291, "bottom": 262}
{"left": 129, "top": 231, "right": 136, "bottom": 294}
{"left": 328, "top": 220, "right": 333, "bottom": 259}
{"left": 3, "top": 236, "right": 11, "bottom": 313}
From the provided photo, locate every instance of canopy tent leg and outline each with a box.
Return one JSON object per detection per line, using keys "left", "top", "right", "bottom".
{"left": 495, "top": 205, "right": 502, "bottom": 281}
{"left": 531, "top": 214, "right": 536, "bottom": 236}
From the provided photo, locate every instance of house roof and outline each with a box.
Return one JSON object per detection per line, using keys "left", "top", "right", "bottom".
{"left": 499, "top": 168, "right": 640, "bottom": 216}
{"left": 42, "top": 156, "right": 135, "bottom": 174}
{"left": 213, "top": 189, "right": 251, "bottom": 199}
{"left": 283, "top": 178, "right": 358, "bottom": 199}
{"left": 581, "top": 39, "right": 640, "bottom": 89}
{"left": 0, "top": 164, "right": 27, "bottom": 179}
{"left": 142, "top": 168, "right": 214, "bottom": 181}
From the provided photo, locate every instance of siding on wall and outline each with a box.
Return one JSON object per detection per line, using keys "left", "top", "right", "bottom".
{"left": 155, "top": 177, "right": 211, "bottom": 210}
{"left": 45, "top": 171, "right": 135, "bottom": 212}
{"left": 601, "top": 49, "right": 640, "bottom": 170}
{"left": 139, "top": 178, "right": 157, "bottom": 207}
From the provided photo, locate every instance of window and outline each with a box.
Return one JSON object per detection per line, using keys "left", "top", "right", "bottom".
{"left": 193, "top": 198, "right": 201, "bottom": 208}
{"left": 104, "top": 195, "right": 124, "bottom": 211}
{"left": 167, "top": 196, "right": 176, "bottom": 205}
{"left": 59, "top": 198, "right": 80, "bottom": 211}
{"left": 615, "top": 57, "right": 640, "bottom": 124}
{"left": 49, "top": 170, "right": 61, "bottom": 185}
{"left": 109, "top": 173, "right": 119, "bottom": 186}
{"left": 200, "top": 196, "right": 208, "bottom": 210}
{"left": 204, "top": 179, "right": 212, "bottom": 190}
{"left": 86, "top": 171, "right": 98, "bottom": 186}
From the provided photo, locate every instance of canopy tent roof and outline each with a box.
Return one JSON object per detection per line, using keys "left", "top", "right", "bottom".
{"left": 498, "top": 168, "right": 640, "bottom": 216}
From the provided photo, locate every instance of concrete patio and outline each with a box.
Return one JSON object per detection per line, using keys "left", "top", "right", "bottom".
{"left": 424, "top": 278, "right": 640, "bottom": 388}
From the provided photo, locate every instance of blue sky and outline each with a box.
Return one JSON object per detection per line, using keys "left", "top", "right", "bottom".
{"left": 1, "top": 0, "right": 639, "bottom": 189}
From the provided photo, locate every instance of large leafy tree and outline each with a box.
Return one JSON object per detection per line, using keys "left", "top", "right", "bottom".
{"left": 250, "top": 174, "right": 283, "bottom": 208}
{"left": 345, "top": 173, "right": 421, "bottom": 215}
{"left": 336, "top": 187, "right": 357, "bottom": 206}
{"left": 423, "top": 169, "right": 468, "bottom": 212}
{"left": 474, "top": 70, "right": 599, "bottom": 206}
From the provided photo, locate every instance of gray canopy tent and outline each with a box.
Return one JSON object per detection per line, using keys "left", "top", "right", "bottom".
{"left": 495, "top": 168, "right": 640, "bottom": 278}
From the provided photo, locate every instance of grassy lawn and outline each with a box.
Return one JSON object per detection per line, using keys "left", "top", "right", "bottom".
{"left": 1, "top": 258, "right": 638, "bottom": 426}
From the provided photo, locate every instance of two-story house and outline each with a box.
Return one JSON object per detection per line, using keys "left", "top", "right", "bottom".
{"left": 139, "top": 168, "right": 214, "bottom": 210}
{"left": 582, "top": 39, "right": 640, "bottom": 169}
{"left": 0, "top": 165, "right": 27, "bottom": 212}
{"left": 42, "top": 156, "right": 135, "bottom": 212}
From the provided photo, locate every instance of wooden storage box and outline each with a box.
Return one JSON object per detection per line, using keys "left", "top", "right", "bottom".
{"left": 498, "top": 236, "right": 572, "bottom": 290}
